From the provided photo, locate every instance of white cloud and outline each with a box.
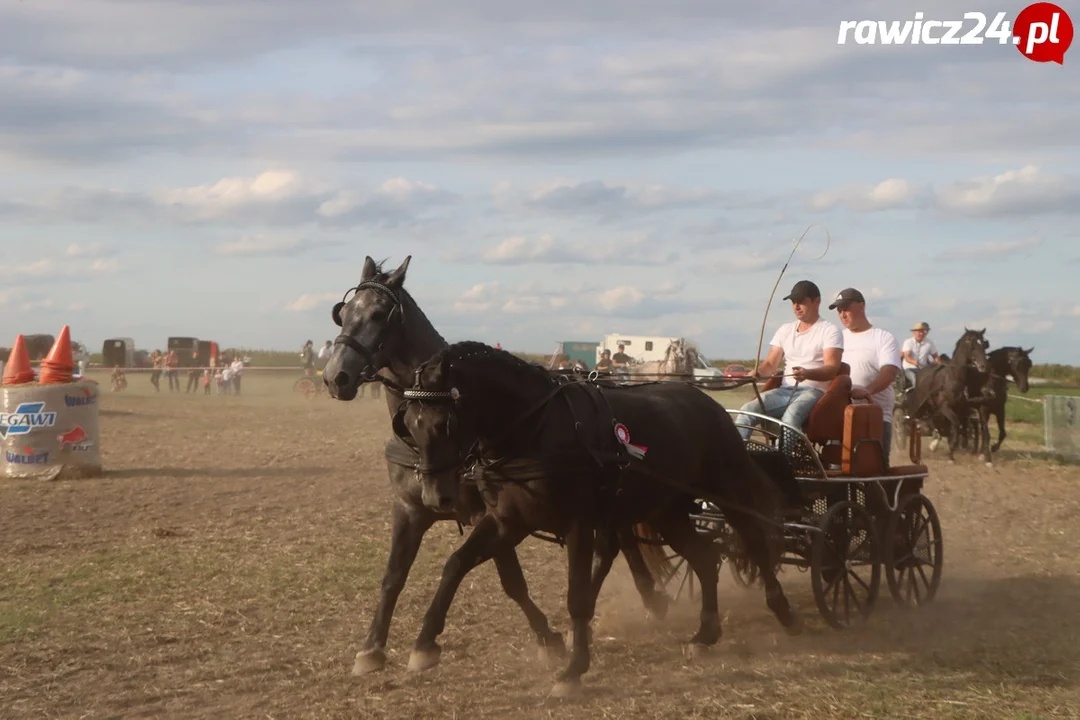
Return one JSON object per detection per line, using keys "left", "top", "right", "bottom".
{"left": 935, "top": 165, "right": 1080, "bottom": 216}
{"left": 473, "top": 233, "right": 679, "bottom": 266}
{"left": 284, "top": 292, "right": 339, "bottom": 312}
{"left": 65, "top": 242, "right": 112, "bottom": 258}
{"left": 934, "top": 236, "right": 1042, "bottom": 263}
{"left": 811, "top": 178, "right": 922, "bottom": 212}
{"left": 215, "top": 235, "right": 313, "bottom": 257}
{"left": 3, "top": 171, "right": 458, "bottom": 229}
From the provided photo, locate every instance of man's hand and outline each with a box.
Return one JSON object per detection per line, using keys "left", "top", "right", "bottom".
{"left": 791, "top": 366, "right": 807, "bottom": 382}
{"left": 851, "top": 387, "right": 871, "bottom": 400}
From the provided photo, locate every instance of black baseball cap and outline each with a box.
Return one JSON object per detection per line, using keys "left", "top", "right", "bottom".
{"left": 783, "top": 280, "right": 821, "bottom": 302}
{"left": 828, "top": 288, "right": 866, "bottom": 310}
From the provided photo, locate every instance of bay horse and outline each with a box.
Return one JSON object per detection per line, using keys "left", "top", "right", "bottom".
{"left": 393, "top": 341, "right": 801, "bottom": 697}
{"left": 907, "top": 328, "right": 991, "bottom": 463}
{"left": 321, "top": 256, "right": 670, "bottom": 674}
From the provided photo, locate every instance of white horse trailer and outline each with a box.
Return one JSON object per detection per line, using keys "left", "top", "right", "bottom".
{"left": 596, "top": 334, "right": 724, "bottom": 379}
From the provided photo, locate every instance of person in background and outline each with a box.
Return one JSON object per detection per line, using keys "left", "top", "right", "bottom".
{"left": 203, "top": 368, "right": 212, "bottom": 395}
{"left": 318, "top": 340, "right": 333, "bottom": 370}
{"left": 230, "top": 354, "right": 245, "bottom": 395}
{"left": 165, "top": 349, "right": 180, "bottom": 392}
{"left": 186, "top": 348, "right": 201, "bottom": 393}
{"left": 901, "top": 321, "right": 939, "bottom": 390}
{"left": 149, "top": 350, "right": 163, "bottom": 392}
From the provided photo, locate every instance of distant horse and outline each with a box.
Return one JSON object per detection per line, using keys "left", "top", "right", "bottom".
{"left": 907, "top": 329, "right": 991, "bottom": 463}
{"left": 321, "top": 256, "right": 669, "bottom": 675}
{"left": 630, "top": 339, "right": 697, "bottom": 381}
{"left": 393, "top": 341, "right": 800, "bottom": 697}
{"left": 972, "top": 346, "right": 1034, "bottom": 455}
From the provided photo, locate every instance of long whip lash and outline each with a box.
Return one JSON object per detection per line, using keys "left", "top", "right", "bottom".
{"left": 750, "top": 224, "right": 832, "bottom": 411}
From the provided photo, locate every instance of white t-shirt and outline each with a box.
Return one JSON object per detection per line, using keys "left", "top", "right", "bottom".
{"left": 769, "top": 318, "right": 844, "bottom": 392}
{"left": 901, "top": 337, "right": 938, "bottom": 369}
{"left": 318, "top": 344, "right": 332, "bottom": 361}
{"left": 843, "top": 327, "right": 903, "bottom": 424}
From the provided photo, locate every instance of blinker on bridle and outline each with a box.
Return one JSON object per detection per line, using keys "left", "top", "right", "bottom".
{"left": 331, "top": 280, "right": 402, "bottom": 378}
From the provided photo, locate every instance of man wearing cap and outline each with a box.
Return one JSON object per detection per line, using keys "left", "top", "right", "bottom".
{"left": 901, "top": 321, "right": 938, "bottom": 390}
{"left": 734, "top": 280, "right": 844, "bottom": 444}
{"left": 830, "top": 288, "right": 903, "bottom": 466}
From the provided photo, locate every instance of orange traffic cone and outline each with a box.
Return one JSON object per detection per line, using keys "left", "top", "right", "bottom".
{"left": 38, "top": 325, "right": 75, "bottom": 385}
{"left": 2, "top": 334, "right": 35, "bottom": 385}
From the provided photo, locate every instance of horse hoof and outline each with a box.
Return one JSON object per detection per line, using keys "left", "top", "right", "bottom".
{"left": 784, "top": 613, "right": 805, "bottom": 637}
{"left": 406, "top": 646, "right": 442, "bottom": 673}
{"left": 352, "top": 648, "right": 387, "bottom": 675}
{"left": 985, "top": 461, "right": 994, "bottom": 468}
{"left": 929, "top": 439, "right": 940, "bottom": 451}
{"left": 550, "top": 678, "right": 582, "bottom": 699}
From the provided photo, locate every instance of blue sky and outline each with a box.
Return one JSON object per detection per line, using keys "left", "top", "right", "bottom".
{"left": 1, "top": 0, "right": 1078, "bottom": 363}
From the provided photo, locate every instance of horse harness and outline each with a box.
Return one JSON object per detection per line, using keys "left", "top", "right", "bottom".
{"left": 331, "top": 279, "right": 403, "bottom": 381}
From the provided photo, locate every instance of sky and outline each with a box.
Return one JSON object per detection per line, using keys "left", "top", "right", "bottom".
{"left": 1, "top": 0, "right": 1078, "bottom": 364}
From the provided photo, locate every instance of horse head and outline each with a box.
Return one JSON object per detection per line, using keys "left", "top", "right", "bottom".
{"left": 955, "top": 327, "right": 989, "bottom": 373}
{"left": 397, "top": 347, "right": 471, "bottom": 512}
{"left": 324, "top": 255, "right": 411, "bottom": 400}
{"left": 1010, "top": 346, "right": 1034, "bottom": 392}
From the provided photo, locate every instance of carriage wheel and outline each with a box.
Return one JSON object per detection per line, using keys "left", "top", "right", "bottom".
{"left": 884, "top": 494, "right": 943, "bottom": 607}
{"left": 294, "top": 377, "right": 319, "bottom": 400}
{"left": 811, "top": 500, "right": 880, "bottom": 629}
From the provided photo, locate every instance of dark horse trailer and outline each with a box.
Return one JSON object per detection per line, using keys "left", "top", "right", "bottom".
{"left": 196, "top": 340, "right": 218, "bottom": 367}
{"left": 102, "top": 337, "right": 136, "bottom": 368}
{"left": 167, "top": 336, "right": 200, "bottom": 367}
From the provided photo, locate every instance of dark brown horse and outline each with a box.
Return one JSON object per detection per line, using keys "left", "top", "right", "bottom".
{"left": 394, "top": 341, "right": 801, "bottom": 697}
{"left": 907, "top": 328, "right": 990, "bottom": 462}
{"left": 971, "top": 346, "right": 1034, "bottom": 456}
{"left": 320, "top": 256, "right": 669, "bottom": 675}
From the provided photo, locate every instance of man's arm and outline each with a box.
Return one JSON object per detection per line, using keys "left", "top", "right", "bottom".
{"left": 753, "top": 344, "right": 785, "bottom": 379}
{"left": 858, "top": 364, "right": 900, "bottom": 396}
{"left": 798, "top": 347, "right": 842, "bottom": 382}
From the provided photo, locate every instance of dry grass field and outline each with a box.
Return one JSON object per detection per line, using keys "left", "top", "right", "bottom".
{"left": 2, "top": 370, "right": 1079, "bottom": 719}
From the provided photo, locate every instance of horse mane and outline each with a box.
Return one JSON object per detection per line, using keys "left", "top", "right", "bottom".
{"left": 427, "top": 341, "right": 551, "bottom": 391}
{"left": 368, "top": 261, "right": 448, "bottom": 348}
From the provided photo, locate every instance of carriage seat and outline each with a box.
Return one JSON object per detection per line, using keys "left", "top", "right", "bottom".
{"left": 761, "top": 363, "right": 852, "bottom": 454}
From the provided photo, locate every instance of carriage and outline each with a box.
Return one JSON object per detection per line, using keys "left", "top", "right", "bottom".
{"left": 637, "top": 364, "right": 943, "bottom": 628}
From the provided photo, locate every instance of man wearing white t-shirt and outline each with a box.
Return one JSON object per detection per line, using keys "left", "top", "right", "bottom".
{"left": 735, "top": 280, "right": 844, "bottom": 444}
{"left": 900, "top": 321, "right": 938, "bottom": 390}
{"left": 829, "top": 288, "right": 903, "bottom": 466}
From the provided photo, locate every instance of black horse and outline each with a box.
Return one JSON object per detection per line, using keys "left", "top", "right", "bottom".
{"left": 906, "top": 328, "right": 990, "bottom": 463}
{"left": 320, "top": 256, "right": 668, "bottom": 675}
{"left": 394, "top": 341, "right": 801, "bottom": 697}
{"left": 972, "top": 346, "right": 1034, "bottom": 455}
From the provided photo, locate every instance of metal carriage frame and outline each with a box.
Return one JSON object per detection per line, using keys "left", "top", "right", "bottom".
{"left": 638, "top": 409, "right": 944, "bottom": 630}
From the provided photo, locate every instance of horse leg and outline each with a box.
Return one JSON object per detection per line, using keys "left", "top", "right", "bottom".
{"left": 408, "top": 514, "right": 524, "bottom": 672}
{"left": 653, "top": 513, "right": 722, "bottom": 655}
{"left": 616, "top": 525, "right": 670, "bottom": 621}
{"left": 724, "top": 510, "right": 802, "bottom": 635}
{"left": 940, "top": 406, "right": 962, "bottom": 462}
{"left": 991, "top": 407, "right": 1006, "bottom": 453}
{"left": 493, "top": 548, "right": 566, "bottom": 664}
{"left": 353, "top": 500, "right": 435, "bottom": 675}
{"left": 552, "top": 518, "right": 598, "bottom": 699}
{"left": 979, "top": 407, "right": 993, "bottom": 465}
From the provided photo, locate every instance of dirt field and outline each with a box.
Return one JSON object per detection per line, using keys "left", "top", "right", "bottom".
{"left": 2, "top": 371, "right": 1079, "bottom": 719}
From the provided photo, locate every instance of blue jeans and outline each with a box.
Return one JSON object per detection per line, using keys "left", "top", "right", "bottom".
{"left": 735, "top": 385, "right": 825, "bottom": 448}
{"left": 904, "top": 368, "right": 918, "bottom": 390}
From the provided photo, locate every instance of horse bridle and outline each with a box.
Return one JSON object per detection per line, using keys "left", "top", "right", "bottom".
{"left": 394, "top": 379, "right": 468, "bottom": 478}
{"left": 331, "top": 280, "right": 402, "bottom": 380}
